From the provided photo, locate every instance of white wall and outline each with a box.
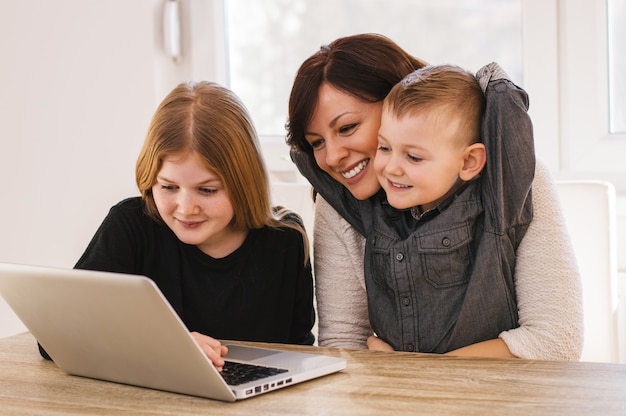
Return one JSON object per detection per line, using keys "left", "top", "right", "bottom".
{"left": 0, "top": 0, "right": 186, "bottom": 337}
{"left": 1, "top": 1, "right": 155, "bottom": 268}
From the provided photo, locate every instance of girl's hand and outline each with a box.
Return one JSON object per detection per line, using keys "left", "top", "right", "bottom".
{"left": 191, "top": 331, "right": 229, "bottom": 370}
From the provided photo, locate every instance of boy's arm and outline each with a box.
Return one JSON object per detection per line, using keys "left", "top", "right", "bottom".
{"left": 476, "top": 62, "right": 535, "bottom": 235}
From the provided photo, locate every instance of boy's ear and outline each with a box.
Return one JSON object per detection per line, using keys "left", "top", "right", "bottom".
{"left": 459, "top": 143, "right": 486, "bottom": 181}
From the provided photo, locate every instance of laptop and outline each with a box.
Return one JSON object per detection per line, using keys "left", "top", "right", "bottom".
{"left": 0, "top": 262, "right": 346, "bottom": 402}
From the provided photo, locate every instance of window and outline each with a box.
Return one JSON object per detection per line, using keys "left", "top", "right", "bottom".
{"left": 555, "top": 0, "right": 626, "bottom": 190}
{"left": 208, "top": 0, "right": 626, "bottom": 189}
{"left": 225, "top": 0, "right": 523, "bottom": 138}
{"left": 608, "top": 0, "right": 626, "bottom": 133}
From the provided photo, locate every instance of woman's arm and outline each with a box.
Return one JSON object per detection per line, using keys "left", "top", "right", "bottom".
{"left": 441, "top": 162, "right": 583, "bottom": 360}
{"left": 314, "top": 196, "right": 372, "bottom": 349}
{"left": 498, "top": 160, "right": 584, "bottom": 360}
{"left": 366, "top": 335, "right": 518, "bottom": 358}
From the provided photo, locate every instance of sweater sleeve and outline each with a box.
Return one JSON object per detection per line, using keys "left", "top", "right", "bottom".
{"left": 313, "top": 195, "right": 372, "bottom": 349}
{"left": 499, "top": 160, "right": 584, "bottom": 360}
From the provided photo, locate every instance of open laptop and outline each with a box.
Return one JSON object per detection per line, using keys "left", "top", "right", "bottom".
{"left": 0, "top": 262, "right": 346, "bottom": 401}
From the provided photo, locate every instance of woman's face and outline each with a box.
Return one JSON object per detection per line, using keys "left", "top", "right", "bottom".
{"left": 304, "top": 83, "right": 383, "bottom": 200}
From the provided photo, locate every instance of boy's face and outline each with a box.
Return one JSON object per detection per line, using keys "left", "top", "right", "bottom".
{"left": 375, "top": 109, "right": 467, "bottom": 212}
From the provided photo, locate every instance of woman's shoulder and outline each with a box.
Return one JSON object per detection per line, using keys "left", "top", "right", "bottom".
{"left": 314, "top": 195, "right": 366, "bottom": 265}
{"left": 316, "top": 195, "right": 364, "bottom": 241}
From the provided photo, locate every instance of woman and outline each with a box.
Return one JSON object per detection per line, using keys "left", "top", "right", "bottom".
{"left": 286, "top": 33, "right": 583, "bottom": 360}
{"left": 60, "top": 81, "right": 315, "bottom": 367}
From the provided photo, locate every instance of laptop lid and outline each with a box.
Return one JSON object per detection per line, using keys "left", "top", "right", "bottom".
{"left": 0, "top": 262, "right": 346, "bottom": 401}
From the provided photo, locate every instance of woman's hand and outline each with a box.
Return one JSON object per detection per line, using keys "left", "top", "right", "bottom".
{"left": 367, "top": 335, "right": 395, "bottom": 352}
{"left": 191, "top": 332, "right": 229, "bottom": 370}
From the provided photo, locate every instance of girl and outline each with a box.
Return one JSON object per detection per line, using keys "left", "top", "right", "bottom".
{"left": 68, "top": 81, "right": 315, "bottom": 367}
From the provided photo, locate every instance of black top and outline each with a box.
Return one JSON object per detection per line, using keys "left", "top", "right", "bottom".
{"left": 74, "top": 197, "right": 315, "bottom": 345}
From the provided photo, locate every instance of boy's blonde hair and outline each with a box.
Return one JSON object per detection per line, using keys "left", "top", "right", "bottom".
{"left": 384, "top": 64, "right": 485, "bottom": 147}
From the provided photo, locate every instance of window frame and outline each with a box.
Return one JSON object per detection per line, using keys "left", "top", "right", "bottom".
{"left": 200, "top": 0, "right": 626, "bottom": 190}
{"left": 524, "top": 0, "right": 626, "bottom": 191}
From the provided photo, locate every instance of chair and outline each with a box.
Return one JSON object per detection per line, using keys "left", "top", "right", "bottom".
{"left": 555, "top": 180, "right": 619, "bottom": 362}
{"left": 270, "top": 181, "right": 318, "bottom": 342}
{"left": 270, "top": 182, "right": 315, "bottom": 240}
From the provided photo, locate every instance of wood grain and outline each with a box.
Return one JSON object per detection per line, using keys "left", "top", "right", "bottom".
{"left": 1, "top": 333, "right": 624, "bottom": 415}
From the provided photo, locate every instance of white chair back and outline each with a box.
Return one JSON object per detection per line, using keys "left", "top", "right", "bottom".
{"left": 270, "top": 182, "right": 315, "bottom": 240}
{"left": 556, "top": 180, "right": 619, "bottom": 362}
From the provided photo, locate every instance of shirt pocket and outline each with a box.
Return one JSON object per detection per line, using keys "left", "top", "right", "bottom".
{"left": 366, "top": 234, "right": 398, "bottom": 291}
{"left": 417, "top": 224, "right": 473, "bottom": 289}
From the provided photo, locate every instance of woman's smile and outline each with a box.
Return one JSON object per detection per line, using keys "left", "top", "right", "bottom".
{"left": 340, "top": 159, "right": 370, "bottom": 180}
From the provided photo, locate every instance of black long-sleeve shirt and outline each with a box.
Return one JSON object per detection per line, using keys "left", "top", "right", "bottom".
{"left": 74, "top": 197, "right": 315, "bottom": 345}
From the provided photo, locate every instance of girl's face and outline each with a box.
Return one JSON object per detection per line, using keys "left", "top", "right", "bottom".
{"left": 152, "top": 152, "right": 247, "bottom": 258}
{"left": 304, "top": 83, "right": 383, "bottom": 200}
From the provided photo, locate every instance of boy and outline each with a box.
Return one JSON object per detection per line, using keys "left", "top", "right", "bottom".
{"left": 363, "top": 63, "right": 535, "bottom": 353}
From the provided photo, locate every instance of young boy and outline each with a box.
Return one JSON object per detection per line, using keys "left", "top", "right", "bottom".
{"left": 375, "top": 64, "right": 488, "bottom": 218}
{"left": 297, "top": 62, "right": 535, "bottom": 354}
{"left": 363, "top": 63, "right": 535, "bottom": 354}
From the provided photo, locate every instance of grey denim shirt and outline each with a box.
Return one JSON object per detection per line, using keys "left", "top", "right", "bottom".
{"left": 292, "top": 63, "right": 535, "bottom": 353}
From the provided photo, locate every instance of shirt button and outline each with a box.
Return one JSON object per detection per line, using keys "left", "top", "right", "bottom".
{"left": 402, "top": 297, "right": 410, "bottom": 306}
{"left": 442, "top": 237, "right": 451, "bottom": 247}
{"left": 395, "top": 253, "right": 404, "bottom": 261}
{"left": 405, "top": 344, "right": 415, "bottom": 352}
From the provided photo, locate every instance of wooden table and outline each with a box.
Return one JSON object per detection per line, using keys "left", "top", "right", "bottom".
{"left": 1, "top": 332, "right": 625, "bottom": 415}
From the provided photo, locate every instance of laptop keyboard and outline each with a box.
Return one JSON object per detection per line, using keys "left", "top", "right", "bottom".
{"left": 220, "top": 361, "right": 288, "bottom": 386}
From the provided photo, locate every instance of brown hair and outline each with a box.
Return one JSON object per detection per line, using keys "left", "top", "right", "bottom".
{"left": 384, "top": 64, "right": 485, "bottom": 146}
{"left": 136, "top": 81, "right": 309, "bottom": 261}
{"left": 286, "top": 33, "right": 428, "bottom": 163}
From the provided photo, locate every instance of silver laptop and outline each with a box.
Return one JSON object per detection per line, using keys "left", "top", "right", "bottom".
{"left": 0, "top": 262, "right": 346, "bottom": 401}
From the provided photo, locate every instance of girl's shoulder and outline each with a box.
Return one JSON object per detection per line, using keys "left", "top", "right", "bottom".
{"left": 112, "top": 196, "right": 145, "bottom": 211}
{"left": 250, "top": 210, "right": 308, "bottom": 250}
{"left": 101, "top": 197, "right": 164, "bottom": 237}
{"left": 103, "top": 196, "right": 143, "bottom": 217}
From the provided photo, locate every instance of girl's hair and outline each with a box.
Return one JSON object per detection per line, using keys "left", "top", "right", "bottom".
{"left": 286, "top": 33, "right": 428, "bottom": 161}
{"left": 385, "top": 65, "right": 485, "bottom": 146}
{"left": 136, "top": 81, "right": 309, "bottom": 262}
